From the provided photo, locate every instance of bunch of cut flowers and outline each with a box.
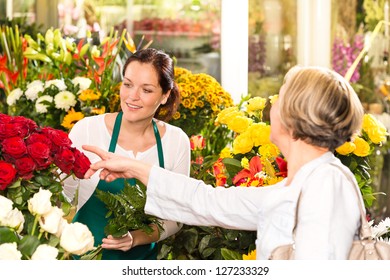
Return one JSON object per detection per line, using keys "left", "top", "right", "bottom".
{"left": 0, "top": 113, "right": 98, "bottom": 260}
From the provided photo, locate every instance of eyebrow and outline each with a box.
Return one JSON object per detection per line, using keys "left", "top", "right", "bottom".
{"left": 123, "top": 77, "right": 158, "bottom": 88}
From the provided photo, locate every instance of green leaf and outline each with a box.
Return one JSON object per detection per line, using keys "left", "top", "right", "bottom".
{"left": 198, "top": 235, "right": 211, "bottom": 253}
{"left": 0, "top": 227, "right": 19, "bottom": 244}
{"left": 221, "top": 248, "right": 243, "bottom": 260}
{"left": 18, "top": 235, "right": 40, "bottom": 257}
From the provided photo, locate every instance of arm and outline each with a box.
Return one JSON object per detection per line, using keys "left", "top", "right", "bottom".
{"left": 83, "top": 145, "right": 275, "bottom": 231}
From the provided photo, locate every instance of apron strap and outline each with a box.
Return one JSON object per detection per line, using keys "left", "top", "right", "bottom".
{"left": 152, "top": 119, "right": 165, "bottom": 168}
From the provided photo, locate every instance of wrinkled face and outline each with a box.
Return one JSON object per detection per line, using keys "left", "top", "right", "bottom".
{"left": 120, "top": 61, "right": 170, "bottom": 122}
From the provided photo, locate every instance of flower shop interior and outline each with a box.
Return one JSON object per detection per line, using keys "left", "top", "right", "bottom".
{"left": 1, "top": 0, "right": 390, "bottom": 260}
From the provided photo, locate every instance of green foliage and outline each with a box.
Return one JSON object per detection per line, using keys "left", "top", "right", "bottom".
{"left": 96, "top": 180, "right": 163, "bottom": 238}
{"left": 158, "top": 225, "right": 256, "bottom": 260}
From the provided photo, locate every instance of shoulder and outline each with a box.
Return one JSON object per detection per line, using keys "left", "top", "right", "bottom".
{"left": 71, "top": 114, "right": 107, "bottom": 130}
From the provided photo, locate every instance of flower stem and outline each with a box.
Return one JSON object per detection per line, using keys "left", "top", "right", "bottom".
{"left": 31, "top": 215, "right": 39, "bottom": 236}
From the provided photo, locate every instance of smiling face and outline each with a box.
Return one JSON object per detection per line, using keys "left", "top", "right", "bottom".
{"left": 120, "top": 61, "right": 170, "bottom": 123}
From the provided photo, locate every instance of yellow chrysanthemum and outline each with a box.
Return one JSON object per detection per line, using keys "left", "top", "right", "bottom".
{"left": 78, "top": 89, "right": 101, "bottom": 102}
{"left": 247, "top": 122, "right": 272, "bottom": 146}
{"left": 243, "top": 250, "right": 256, "bottom": 260}
{"left": 219, "top": 147, "right": 233, "bottom": 158}
{"left": 241, "top": 157, "right": 249, "bottom": 169}
{"left": 61, "top": 108, "right": 84, "bottom": 130}
{"left": 353, "top": 136, "right": 371, "bottom": 157}
{"left": 91, "top": 106, "right": 106, "bottom": 115}
{"left": 362, "top": 114, "right": 389, "bottom": 144}
{"left": 246, "top": 97, "right": 267, "bottom": 113}
{"left": 227, "top": 116, "right": 253, "bottom": 134}
{"left": 172, "top": 111, "right": 181, "bottom": 120}
{"left": 233, "top": 132, "right": 254, "bottom": 154}
{"left": 269, "top": 94, "right": 279, "bottom": 104}
{"left": 335, "top": 141, "right": 356, "bottom": 155}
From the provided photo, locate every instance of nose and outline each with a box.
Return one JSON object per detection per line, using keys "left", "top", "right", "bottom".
{"left": 126, "top": 87, "right": 141, "bottom": 101}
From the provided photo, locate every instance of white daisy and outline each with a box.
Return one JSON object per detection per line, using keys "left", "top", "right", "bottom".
{"left": 54, "top": 91, "right": 77, "bottom": 111}
{"left": 45, "top": 79, "right": 67, "bottom": 91}
{"left": 27, "top": 80, "right": 44, "bottom": 89}
{"left": 35, "top": 95, "right": 53, "bottom": 113}
{"left": 72, "top": 77, "right": 92, "bottom": 92}
{"left": 6, "top": 88, "right": 23, "bottom": 106}
{"left": 372, "top": 217, "right": 390, "bottom": 238}
{"left": 25, "top": 82, "right": 44, "bottom": 101}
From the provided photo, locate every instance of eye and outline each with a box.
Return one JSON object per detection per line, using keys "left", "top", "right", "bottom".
{"left": 143, "top": 88, "right": 153, "bottom": 93}
{"left": 123, "top": 82, "right": 132, "bottom": 88}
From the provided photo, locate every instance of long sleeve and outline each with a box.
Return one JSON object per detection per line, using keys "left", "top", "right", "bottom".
{"left": 145, "top": 165, "right": 279, "bottom": 231}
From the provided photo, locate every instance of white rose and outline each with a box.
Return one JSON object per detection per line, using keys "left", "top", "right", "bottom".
{"left": 45, "top": 79, "right": 66, "bottom": 91}
{"left": 72, "top": 77, "right": 92, "bottom": 91}
{"left": 0, "top": 243, "right": 22, "bottom": 260}
{"left": 2, "top": 208, "right": 24, "bottom": 234}
{"left": 54, "top": 91, "right": 77, "bottom": 111}
{"left": 6, "top": 88, "right": 23, "bottom": 106}
{"left": 28, "top": 188, "right": 53, "bottom": 216}
{"left": 35, "top": 95, "right": 53, "bottom": 113}
{"left": 31, "top": 244, "right": 59, "bottom": 260}
{"left": 25, "top": 83, "right": 44, "bottom": 101}
{"left": 60, "top": 222, "right": 94, "bottom": 255}
{"left": 39, "top": 206, "right": 65, "bottom": 236}
{"left": 0, "top": 195, "right": 14, "bottom": 223}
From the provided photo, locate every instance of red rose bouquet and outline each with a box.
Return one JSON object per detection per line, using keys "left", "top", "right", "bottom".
{"left": 0, "top": 113, "right": 96, "bottom": 260}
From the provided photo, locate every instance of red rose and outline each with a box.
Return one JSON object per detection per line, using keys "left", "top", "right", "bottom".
{"left": 0, "top": 161, "right": 17, "bottom": 190}
{"left": 12, "top": 116, "right": 38, "bottom": 138}
{"left": 41, "top": 127, "right": 72, "bottom": 147}
{"left": 27, "top": 142, "right": 52, "bottom": 169}
{"left": 15, "top": 157, "right": 36, "bottom": 180}
{"left": 0, "top": 123, "right": 20, "bottom": 140}
{"left": 25, "top": 132, "right": 52, "bottom": 150}
{"left": 0, "top": 113, "right": 12, "bottom": 124}
{"left": 1, "top": 137, "right": 27, "bottom": 159}
{"left": 72, "top": 148, "right": 91, "bottom": 179}
{"left": 54, "top": 148, "right": 75, "bottom": 174}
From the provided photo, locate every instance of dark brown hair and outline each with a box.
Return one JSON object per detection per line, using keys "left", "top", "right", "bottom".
{"left": 122, "top": 48, "right": 180, "bottom": 121}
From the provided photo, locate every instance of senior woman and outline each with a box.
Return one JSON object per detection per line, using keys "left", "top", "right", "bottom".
{"left": 82, "top": 66, "right": 364, "bottom": 260}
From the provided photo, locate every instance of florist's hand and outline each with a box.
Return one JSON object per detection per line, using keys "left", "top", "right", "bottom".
{"left": 82, "top": 145, "right": 152, "bottom": 185}
{"left": 101, "top": 232, "right": 134, "bottom": 252}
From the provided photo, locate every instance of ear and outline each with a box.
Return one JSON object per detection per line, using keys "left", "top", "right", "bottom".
{"left": 161, "top": 90, "right": 171, "bottom": 105}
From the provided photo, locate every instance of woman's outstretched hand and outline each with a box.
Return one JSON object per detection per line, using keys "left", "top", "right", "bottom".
{"left": 82, "top": 145, "right": 152, "bottom": 185}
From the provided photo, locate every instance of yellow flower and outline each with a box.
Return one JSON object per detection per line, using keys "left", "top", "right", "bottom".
{"left": 269, "top": 94, "right": 279, "bottom": 104}
{"left": 78, "top": 89, "right": 101, "bottom": 102}
{"left": 215, "top": 107, "right": 243, "bottom": 125}
{"left": 61, "top": 108, "right": 84, "bottom": 130}
{"left": 335, "top": 141, "right": 356, "bottom": 155}
{"left": 258, "top": 143, "right": 280, "bottom": 159}
{"left": 243, "top": 249, "right": 256, "bottom": 260}
{"left": 362, "top": 114, "right": 388, "bottom": 144}
{"left": 219, "top": 147, "right": 233, "bottom": 158}
{"left": 265, "top": 176, "right": 284, "bottom": 185}
{"left": 172, "top": 111, "right": 181, "bottom": 120}
{"left": 91, "top": 106, "right": 106, "bottom": 115}
{"left": 227, "top": 116, "right": 253, "bottom": 134}
{"left": 353, "top": 136, "right": 371, "bottom": 157}
{"left": 246, "top": 97, "right": 267, "bottom": 113}
{"left": 247, "top": 123, "right": 272, "bottom": 146}
{"left": 241, "top": 157, "right": 249, "bottom": 169}
{"left": 233, "top": 132, "right": 253, "bottom": 154}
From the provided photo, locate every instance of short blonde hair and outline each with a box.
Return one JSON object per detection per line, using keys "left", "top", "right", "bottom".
{"left": 278, "top": 66, "right": 364, "bottom": 151}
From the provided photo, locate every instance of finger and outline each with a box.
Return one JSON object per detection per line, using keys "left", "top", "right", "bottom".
{"left": 82, "top": 145, "right": 110, "bottom": 160}
{"left": 84, "top": 167, "right": 97, "bottom": 179}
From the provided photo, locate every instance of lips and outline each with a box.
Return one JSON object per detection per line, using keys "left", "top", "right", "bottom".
{"left": 126, "top": 103, "right": 142, "bottom": 109}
